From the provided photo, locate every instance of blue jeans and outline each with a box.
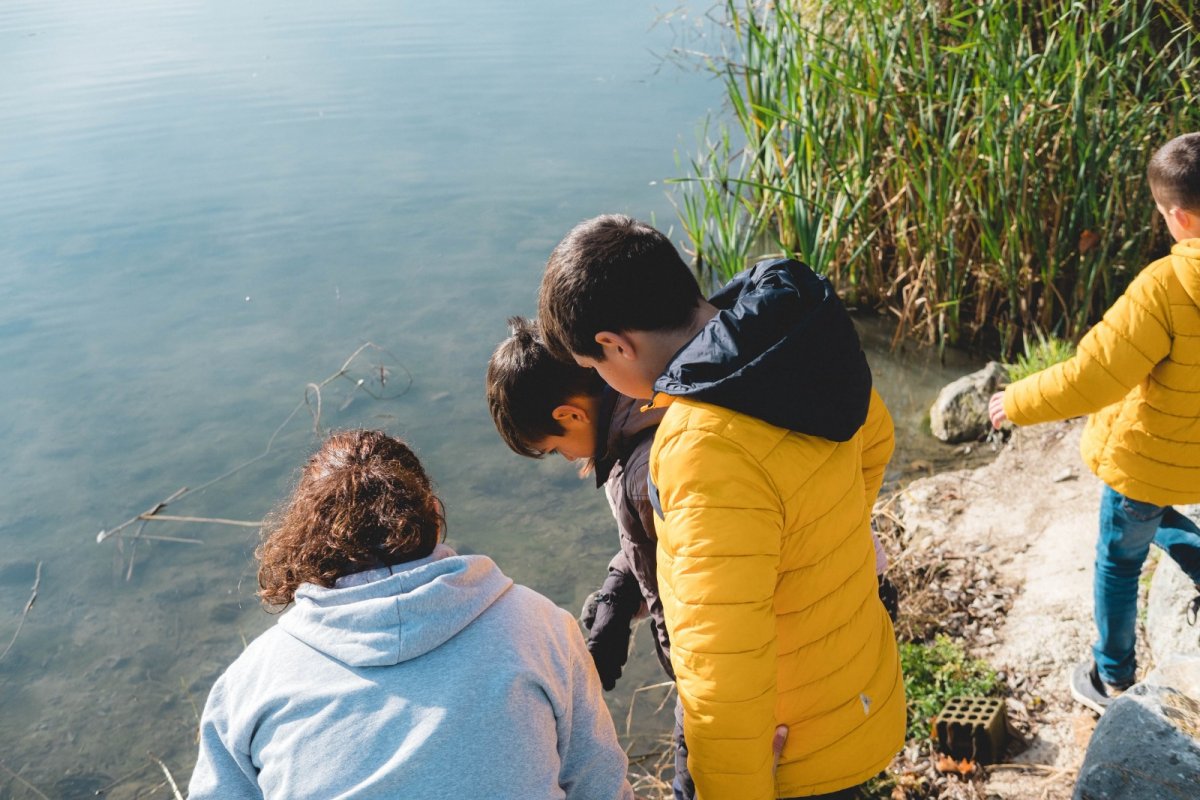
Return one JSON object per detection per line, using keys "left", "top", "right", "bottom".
{"left": 1094, "top": 486, "right": 1200, "bottom": 686}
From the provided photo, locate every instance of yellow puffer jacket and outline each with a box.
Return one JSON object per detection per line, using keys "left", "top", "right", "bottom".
{"left": 1004, "top": 239, "right": 1200, "bottom": 505}
{"left": 651, "top": 389, "right": 905, "bottom": 799}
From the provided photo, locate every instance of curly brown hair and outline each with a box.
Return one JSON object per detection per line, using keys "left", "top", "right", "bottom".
{"left": 257, "top": 430, "right": 444, "bottom": 607}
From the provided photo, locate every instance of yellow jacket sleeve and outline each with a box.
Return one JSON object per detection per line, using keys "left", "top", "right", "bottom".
{"left": 654, "top": 428, "right": 782, "bottom": 800}
{"left": 860, "top": 388, "right": 895, "bottom": 509}
{"left": 1004, "top": 268, "right": 1172, "bottom": 425}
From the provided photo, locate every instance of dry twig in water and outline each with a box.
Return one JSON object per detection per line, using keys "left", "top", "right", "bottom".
{"left": 91, "top": 762, "right": 155, "bottom": 796}
{"left": 98, "top": 487, "right": 189, "bottom": 543}
{"left": 148, "top": 753, "right": 185, "bottom": 800}
{"left": 0, "top": 561, "right": 42, "bottom": 662}
{"left": 96, "top": 342, "right": 412, "bottom": 569}
{"left": 137, "top": 514, "right": 261, "bottom": 528}
{"left": 0, "top": 758, "right": 51, "bottom": 800}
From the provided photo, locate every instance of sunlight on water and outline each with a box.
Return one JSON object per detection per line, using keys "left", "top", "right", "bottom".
{"left": 0, "top": 1, "right": 984, "bottom": 794}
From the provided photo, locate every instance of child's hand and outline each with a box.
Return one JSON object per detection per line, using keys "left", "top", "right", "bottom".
{"left": 988, "top": 391, "right": 1009, "bottom": 430}
{"left": 584, "top": 570, "right": 643, "bottom": 691}
{"left": 772, "top": 725, "right": 788, "bottom": 772}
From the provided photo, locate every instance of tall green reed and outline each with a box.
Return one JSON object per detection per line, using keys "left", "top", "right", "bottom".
{"left": 673, "top": 0, "right": 1199, "bottom": 353}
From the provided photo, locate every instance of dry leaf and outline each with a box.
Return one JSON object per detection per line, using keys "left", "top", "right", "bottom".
{"left": 934, "top": 754, "right": 978, "bottom": 776}
{"left": 1079, "top": 229, "right": 1100, "bottom": 253}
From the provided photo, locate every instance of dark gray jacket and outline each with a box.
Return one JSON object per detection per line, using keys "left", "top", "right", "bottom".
{"left": 593, "top": 389, "right": 672, "bottom": 678}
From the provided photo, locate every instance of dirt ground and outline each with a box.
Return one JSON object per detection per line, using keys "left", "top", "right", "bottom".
{"left": 896, "top": 419, "right": 1120, "bottom": 799}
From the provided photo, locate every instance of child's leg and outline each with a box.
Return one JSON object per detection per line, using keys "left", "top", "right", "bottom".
{"left": 1152, "top": 507, "right": 1200, "bottom": 584}
{"left": 1093, "top": 487, "right": 1164, "bottom": 686}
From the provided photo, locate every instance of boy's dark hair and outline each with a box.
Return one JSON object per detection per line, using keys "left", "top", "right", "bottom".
{"left": 1148, "top": 132, "right": 1200, "bottom": 212}
{"left": 538, "top": 214, "right": 702, "bottom": 361}
{"left": 486, "top": 316, "right": 606, "bottom": 458}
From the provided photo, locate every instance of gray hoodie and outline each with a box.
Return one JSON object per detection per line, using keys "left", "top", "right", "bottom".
{"left": 188, "top": 545, "right": 634, "bottom": 800}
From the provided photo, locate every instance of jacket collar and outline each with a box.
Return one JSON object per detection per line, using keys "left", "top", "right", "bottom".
{"left": 593, "top": 386, "right": 666, "bottom": 486}
{"left": 649, "top": 258, "right": 871, "bottom": 442}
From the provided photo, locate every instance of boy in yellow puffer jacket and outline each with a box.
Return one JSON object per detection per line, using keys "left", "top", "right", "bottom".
{"left": 990, "top": 132, "right": 1200, "bottom": 714}
{"left": 538, "top": 215, "right": 904, "bottom": 800}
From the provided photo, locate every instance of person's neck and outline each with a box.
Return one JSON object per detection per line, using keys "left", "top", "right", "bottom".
{"left": 636, "top": 301, "right": 719, "bottom": 381}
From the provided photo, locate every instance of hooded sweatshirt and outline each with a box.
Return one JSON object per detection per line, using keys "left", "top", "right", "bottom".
{"left": 188, "top": 545, "right": 633, "bottom": 800}
{"left": 646, "top": 259, "right": 904, "bottom": 800}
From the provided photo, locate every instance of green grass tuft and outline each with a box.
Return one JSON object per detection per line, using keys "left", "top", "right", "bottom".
{"left": 899, "top": 634, "right": 1001, "bottom": 741}
{"left": 1005, "top": 331, "right": 1076, "bottom": 382}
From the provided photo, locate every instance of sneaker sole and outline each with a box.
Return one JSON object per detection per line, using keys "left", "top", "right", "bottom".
{"left": 1070, "top": 676, "right": 1108, "bottom": 715}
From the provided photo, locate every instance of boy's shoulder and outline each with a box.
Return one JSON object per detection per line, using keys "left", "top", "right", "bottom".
{"left": 654, "top": 396, "right": 835, "bottom": 467}
{"left": 1130, "top": 251, "right": 1181, "bottom": 297}
{"left": 1111, "top": 251, "right": 1195, "bottom": 326}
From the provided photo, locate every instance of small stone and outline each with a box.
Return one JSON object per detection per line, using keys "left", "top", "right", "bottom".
{"left": 930, "top": 362, "right": 1008, "bottom": 443}
{"left": 1146, "top": 555, "right": 1200, "bottom": 666}
{"left": 1052, "top": 468, "right": 1077, "bottom": 482}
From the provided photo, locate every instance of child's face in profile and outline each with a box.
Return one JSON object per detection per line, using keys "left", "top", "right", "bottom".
{"left": 533, "top": 412, "right": 596, "bottom": 463}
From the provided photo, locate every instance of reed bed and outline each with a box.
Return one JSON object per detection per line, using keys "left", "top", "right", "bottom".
{"left": 674, "top": 0, "right": 1199, "bottom": 353}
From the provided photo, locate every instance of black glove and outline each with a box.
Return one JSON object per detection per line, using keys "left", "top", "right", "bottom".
{"left": 878, "top": 575, "right": 900, "bottom": 624}
{"left": 583, "top": 569, "right": 644, "bottom": 691}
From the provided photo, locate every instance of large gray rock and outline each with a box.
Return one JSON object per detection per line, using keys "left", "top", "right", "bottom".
{"left": 1073, "top": 677, "right": 1200, "bottom": 800}
{"left": 1146, "top": 505, "right": 1200, "bottom": 666}
{"left": 929, "top": 361, "right": 1007, "bottom": 443}
{"left": 1145, "top": 654, "right": 1200, "bottom": 703}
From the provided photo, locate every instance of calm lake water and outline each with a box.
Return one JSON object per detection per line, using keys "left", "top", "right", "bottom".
{"left": 0, "top": 2, "right": 985, "bottom": 796}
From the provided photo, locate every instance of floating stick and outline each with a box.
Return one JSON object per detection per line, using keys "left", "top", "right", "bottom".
{"left": 91, "top": 762, "right": 154, "bottom": 796}
{"left": 148, "top": 753, "right": 185, "bottom": 800}
{"left": 0, "top": 759, "right": 50, "bottom": 800}
{"left": 115, "top": 532, "right": 205, "bottom": 545}
{"left": 97, "top": 487, "right": 188, "bottom": 543}
{"left": 124, "top": 519, "right": 148, "bottom": 582}
{"left": 136, "top": 514, "right": 261, "bottom": 528}
{"left": 96, "top": 342, "right": 412, "bottom": 545}
{"left": 0, "top": 562, "right": 42, "bottom": 663}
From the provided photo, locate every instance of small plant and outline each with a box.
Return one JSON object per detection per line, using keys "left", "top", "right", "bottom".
{"left": 899, "top": 634, "right": 1001, "bottom": 741}
{"left": 1005, "top": 331, "right": 1076, "bottom": 383}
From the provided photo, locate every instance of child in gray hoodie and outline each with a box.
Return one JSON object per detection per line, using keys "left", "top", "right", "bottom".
{"left": 188, "top": 430, "right": 633, "bottom": 800}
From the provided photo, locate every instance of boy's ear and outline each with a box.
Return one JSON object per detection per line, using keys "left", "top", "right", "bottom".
{"left": 551, "top": 403, "right": 591, "bottom": 426}
{"left": 594, "top": 331, "right": 637, "bottom": 361}
{"left": 1172, "top": 206, "right": 1195, "bottom": 230}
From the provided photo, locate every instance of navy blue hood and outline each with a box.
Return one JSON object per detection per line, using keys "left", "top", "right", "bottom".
{"left": 652, "top": 258, "right": 871, "bottom": 441}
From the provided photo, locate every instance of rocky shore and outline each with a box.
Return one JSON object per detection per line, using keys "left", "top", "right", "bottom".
{"left": 891, "top": 418, "right": 1200, "bottom": 799}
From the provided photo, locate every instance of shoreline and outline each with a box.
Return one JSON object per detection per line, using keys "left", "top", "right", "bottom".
{"left": 889, "top": 417, "right": 1199, "bottom": 799}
